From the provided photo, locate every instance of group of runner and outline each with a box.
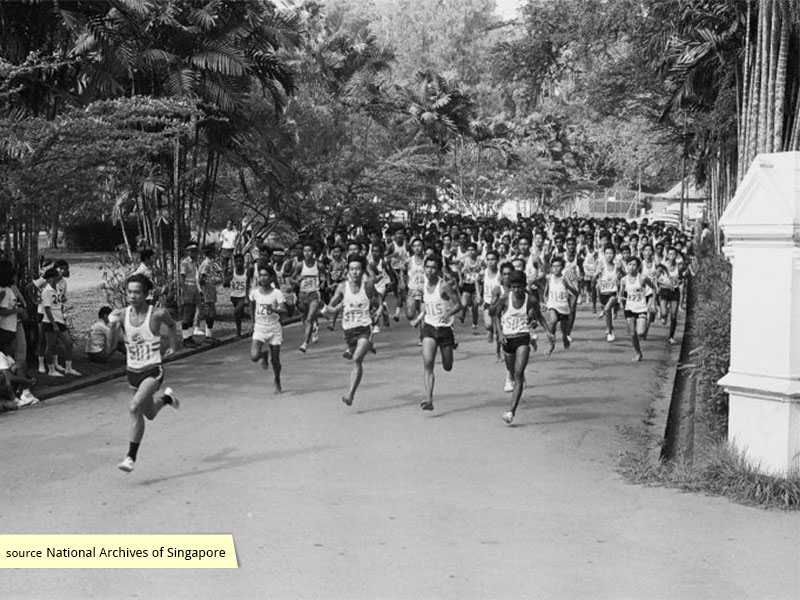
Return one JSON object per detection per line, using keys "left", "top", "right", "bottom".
{"left": 112, "top": 213, "right": 693, "bottom": 472}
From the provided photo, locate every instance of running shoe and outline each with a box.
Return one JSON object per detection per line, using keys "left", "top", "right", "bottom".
{"left": 298, "top": 342, "right": 308, "bottom": 353}
{"left": 312, "top": 322, "right": 320, "bottom": 343}
{"left": 417, "top": 339, "right": 423, "bottom": 346}
{"left": 162, "top": 387, "right": 179, "bottom": 409}
{"left": 420, "top": 401, "right": 434, "bottom": 411}
{"left": 502, "top": 411, "right": 514, "bottom": 425}
{"left": 472, "top": 325, "right": 479, "bottom": 335}
{"left": 606, "top": 332, "right": 615, "bottom": 342}
{"left": 668, "top": 337, "right": 677, "bottom": 345}
{"left": 342, "top": 349, "right": 353, "bottom": 360}
{"left": 117, "top": 456, "right": 135, "bottom": 473}
{"left": 503, "top": 376, "right": 514, "bottom": 393}
{"left": 372, "top": 325, "right": 381, "bottom": 334}
{"left": 341, "top": 395, "right": 353, "bottom": 406}
{"left": 393, "top": 314, "right": 400, "bottom": 323}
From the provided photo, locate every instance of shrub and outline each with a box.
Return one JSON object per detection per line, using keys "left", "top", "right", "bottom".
{"left": 693, "top": 254, "right": 732, "bottom": 440}
{"left": 64, "top": 220, "right": 138, "bottom": 252}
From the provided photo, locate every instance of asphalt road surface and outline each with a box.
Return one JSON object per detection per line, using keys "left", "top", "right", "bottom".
{"left": 3, "top": 309, "right": 799, "bottom": 599}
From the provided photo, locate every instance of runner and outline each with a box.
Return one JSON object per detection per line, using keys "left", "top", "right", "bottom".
{"left": 493, "top": 270, "right": 538, "bottom": 425}
{"left": 458, "top": 242, "right": 483, "bottom": 334}
{"left": 325, "top": 244, "right": 347, "bottom": 331}
{"left": 595, "top": 244, "right": 621, "bottom": 342}
{"left": 479, "top": 250, "right": 502, "bottom": 348}
{"left": 293, "top": 242, "right": 326, "bottom": 353}
{"left": 229, "top": 253, "right": 249, "bottom": 337}
{"left": 410, "top": 256, "right": 463, "bottom": 411}
{"left": 404, "top": 238, "right": 427, "bottom": 346}
{"left": 108, "top": 274, "right": 179, "bottom": 473}
{"left": 657, "top": 246, "right": 684, "bottom": 345}
{"left": 543, "top": 256, "right": 579, "bottom": 356}
{"left": 386, "top": 228, "right": 409, "bottom": 322}
{"left": 366, "top": 242, "right": 393, "bottom": 332}
{"left": 249, "top": 265, "right": 287, "bottom": 393}
{"left": 321, "top": 254, "right": 381, "bottom": 407}
{"left": 198, "top": 244, "right": 222, "bottom": 343}
{"left": 619, "top": 256, "right": 657, "bottom": 362}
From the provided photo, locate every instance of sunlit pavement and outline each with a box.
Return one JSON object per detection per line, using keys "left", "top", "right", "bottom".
{"left": 3, "top": 309, "right": 799, "bottom": 599}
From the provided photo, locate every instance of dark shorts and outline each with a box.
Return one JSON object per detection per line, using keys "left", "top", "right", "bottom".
{"left": 344, "top": 325, "right": 371, "bottom": 351}
{"left": 624, "top": 310, "right": 648, "bottom": 320}
{"left": 231, "top": 296, "right": 247, "bottom": 308}
{"left": 42, "top": 321, "right": 68, "bottom": 333}
{"left": 0, "top": 329, "right": 16, "bottom": 355}
{"left": 460, "top": 283, "right": 476, "bottom": 295}
{"left": 127, "top": 366, "right": 164, "bottom": 390}
{"left": 549, "top": 310, "right": 570, "bottom": 323}
{"left": 502, "top": 333, "right": 531, "bottom": 355}
{"left": 659, "top": 289, "right": 680, "bottom": 303}
{"left": 298, "top": 291, "right": 320, "bottom": 306}
{"left": 599, "top": 292, "right": 617, "bottom": 306}
{"left": 421, "top": 323, "right": 455, "bottom": 348}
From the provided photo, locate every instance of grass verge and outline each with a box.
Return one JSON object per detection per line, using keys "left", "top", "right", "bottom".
{"left": 618, "top": 427, "right": 800, "bottom": 510}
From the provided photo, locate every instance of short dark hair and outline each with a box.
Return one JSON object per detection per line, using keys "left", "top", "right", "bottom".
{"left": 98, "top": 305, "right": 112, "bottom": 319}
{"left": 53, "top": 259, "right": 69, "bottom": 269}
{"left": 126, "top": 273, "right": 153, "bottom": 294}
{"left": 424, "top": 255, "right": 441, "bottom": 270}
{"left": 346, "top": 254, "right": 366, "bottom": 270}
{"left": 43, "top": 267, "right": 60, "bottom": 280}
{"left": 140, "top": 249, "right": 155, "bottom": 261}
{"left": 550, "top": 256, "right": 565, "bottom": 267}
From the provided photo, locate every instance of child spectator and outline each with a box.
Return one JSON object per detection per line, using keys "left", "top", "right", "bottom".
{"left": 86, "top": 306, "right": 125, "bottom": 363}
{"left": 0, "top": 348, "right": 39, "bottom": 407}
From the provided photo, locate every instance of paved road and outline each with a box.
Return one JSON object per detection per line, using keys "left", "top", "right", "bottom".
{"left": 3, "top": 309, "right": 799, "bottom": 599}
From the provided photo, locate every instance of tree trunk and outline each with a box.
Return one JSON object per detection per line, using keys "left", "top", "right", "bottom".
{"left": 739, "top": 0, "right": 753, "bottom": 177}
{"left": 746, "top": 0, "right": 763, "bottom": 166}
{"left": 773, "top": 0, "right": 790, "bottom": 150}
{"left": 766, "top": 0, "right": 780, "bottom": 152}
{"left": 757, "top": 0, "right": 771, "bottom": 154}
{"left": 174, "top": 133, "right": 182, "bottom": 306}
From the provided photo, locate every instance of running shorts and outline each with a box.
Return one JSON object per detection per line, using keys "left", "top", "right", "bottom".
{"left": 344, "top": 325, "right": 371, "bottom": 351}
{"left": 599, "top": 292, "right": 617, "bottom": 306}
{"left": 502, "top": 333, "right": 531, "bottom": 355}
{"left": 460, "top": 283, "right": 476, "bottom": 295}
{"left": 42, "top": 322, "right": 68, "bottom": 333}
{"left": 127, "top": 365, "right": 164, "bottom": 390}
{"left": 421, "top": 323, "right": 455, "bottom": 348}
{"left": 659, "top": 289, "right": 680, "bottom": 303}
{"left": 624, "top": 310, "right": 649, "bottom": 320}
{"left": 253, "top": 327, "right": 283, "bottom": 346}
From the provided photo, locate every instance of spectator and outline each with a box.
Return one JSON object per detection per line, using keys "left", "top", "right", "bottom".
{"left": 198, "top": 244, "right": 222, "bottom": 343}
{"left": 0, "top": 348, "right": 38, "bottom": 407}
{"left": 219, "top": 220, "right": 238, "bottom": 284}
{"left": 39, "top": 267, "right": 81, "bottom": 377}
{"left": 0, "top": 260, "right": 23, "bottom": 358}
{"left": 133, "top": 248, "right": 155, "bottom": 280}
{"left": 86, "top": 306, "right": 125, "bottom": 363}
{"left": 179, "top": 242, "right": 201, "bottom": 348}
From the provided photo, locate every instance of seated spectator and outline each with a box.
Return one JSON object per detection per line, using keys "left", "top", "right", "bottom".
{"left": 0, "top": 349, "right": 38, "bottom": 408}
{"left": 85, "top": 306, "right": 125, "bottom": 363}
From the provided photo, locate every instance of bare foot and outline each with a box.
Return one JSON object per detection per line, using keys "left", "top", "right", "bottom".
{"left": 342, "top": 395, "right": 353, "bottom": 406}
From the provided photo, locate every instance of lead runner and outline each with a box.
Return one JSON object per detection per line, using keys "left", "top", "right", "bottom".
{"left": 108, "top": 273, "right": 180, "bottom": 473}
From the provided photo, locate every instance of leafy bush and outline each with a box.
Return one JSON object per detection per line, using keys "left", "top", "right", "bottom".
{"left": 100, "top": 252, "right": 174, "bottom": 309}
{"left": 64, "top": 220, "right": 138, "bottom": 252}
{"left": 693, "top": 254, "right": 732, "bottom": 440}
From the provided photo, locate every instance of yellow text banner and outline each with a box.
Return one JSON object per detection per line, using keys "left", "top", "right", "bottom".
{"left": 0, "top": 535, "right": 237, "bottom": 568}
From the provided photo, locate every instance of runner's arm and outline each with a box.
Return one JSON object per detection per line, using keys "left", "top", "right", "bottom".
{"left": 321, "top": 282, "right": 346, "bottom": 316}
{"left": 155, "top": 308, "right": 179, "bottom": 355}
{"left": 441, "top": 281, "right": 463, "bottom": 319}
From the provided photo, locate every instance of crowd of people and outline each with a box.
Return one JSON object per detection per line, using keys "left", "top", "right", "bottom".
{"left": 0, "top": 211, "right": 695, "bottom": 471}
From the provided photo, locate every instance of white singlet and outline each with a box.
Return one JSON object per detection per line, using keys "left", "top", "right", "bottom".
{"left": 502, "top": 292, "right": 530, "bottom": 336}
{"left": 583, "top": 250, "right": 598, "bottom": 279}
{"left": 342, "top": 281, "right": 372, "bottom": 330}
{"left": 563, "top": 254, "right": 580, "bottom": 285}
{"left": 299, "top": 261, "right": 320, "bottom": 294}
{"left": 124, "top": 305, "right": 161, "bottom": 372}
{"left": 423, "top": 280, "right": 453, "bottom": 327}
{"left": 624, "top": 274, "right": 648, "bottom": 313}
{"left": 250, "top": 287, "right": 284, "bottom": 335}
{"left": 482, "top": 269, "right": 502, "bottom": 305}
{"left": 406, "top": 256, "right": 426, "bottom": 295}
{"left": 598, "top": 261, "right": 619, "bottom": 294}
{"left": 230, "top": 271, "right": 247, "bottom": 299}
{"left": 546, "top": 274, "right": 570, "bottom": 315}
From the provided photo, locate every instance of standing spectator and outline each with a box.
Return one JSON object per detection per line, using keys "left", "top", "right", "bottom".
{"left": 198, "top": 244, "right": 222, "bottom": 343}
{"left": 133, "top": 248, "right": 155, "bottom": 280}
{"left": 179, "top": 242, "right": 201, "bottom": 348}
{"left": 39, "top": 267, "right": 81, "bottom": 377}
{"left": 219, "top": 220, "right": 238, "bottom": 284}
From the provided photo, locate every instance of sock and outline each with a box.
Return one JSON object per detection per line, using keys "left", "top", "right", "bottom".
{"left": 205, "top": 326, "right": 213, "bottom": 338}
{"left": 194, "top": 327, "right": 204, "bottom": 336}
{"left": 38, "top": 357, "right": 45, "bottom": 369}
{"left": 128, "top": 442, "right": 140, "bottom": 461}
{"left": 182, "top": 329, "right": 191, "bottom": 340}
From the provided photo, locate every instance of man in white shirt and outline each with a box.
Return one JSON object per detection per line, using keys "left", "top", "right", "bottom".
{"left": 219, "top": 220, "right": 238, "bottom": 284}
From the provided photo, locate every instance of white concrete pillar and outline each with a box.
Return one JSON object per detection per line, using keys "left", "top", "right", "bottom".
{"left": 718, "top": 152, "right": 800, "bottom": 477}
